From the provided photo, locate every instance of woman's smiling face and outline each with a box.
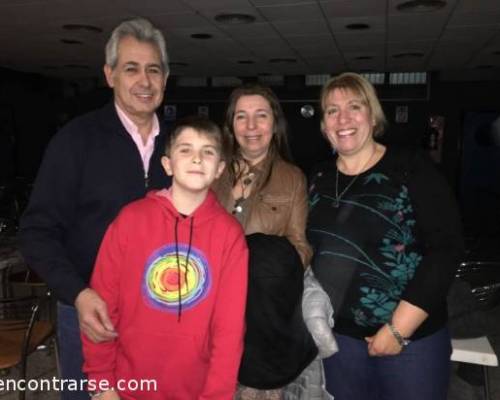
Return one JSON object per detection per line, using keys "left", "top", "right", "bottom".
{"left": 232, "top": 94, "right": 274, "bottom": 165}
{"left": 322, "top": 88, "right": 376, "bottom": 157}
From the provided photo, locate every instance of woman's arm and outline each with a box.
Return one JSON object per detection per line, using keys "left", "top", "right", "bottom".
{"left": 365, "top": 300, "right": 428, "bottom": 356}
{"left": 285, "top": 169, "right": 313, "bottom": 266}
{"left": 366, "top": 150, "right": 464, "bottom": 356}
{"left": 401, "top": 150, "right": 464, "bottom": 315}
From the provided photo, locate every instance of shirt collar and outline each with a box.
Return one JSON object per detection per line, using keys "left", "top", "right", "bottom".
{"left": 114, "top": 103, "right": 160, "bottom": 141}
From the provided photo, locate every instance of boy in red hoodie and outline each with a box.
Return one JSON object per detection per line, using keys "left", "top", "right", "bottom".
{"left": 82, "top": 117, "right": 248, "bottom": 400}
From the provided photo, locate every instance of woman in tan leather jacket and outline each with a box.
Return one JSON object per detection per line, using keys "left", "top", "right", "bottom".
{"left": 213, "top": 84, "right": 311, "bottom": 266}
{"left": 212, "top": 83, "right": 318, "bottom": 400}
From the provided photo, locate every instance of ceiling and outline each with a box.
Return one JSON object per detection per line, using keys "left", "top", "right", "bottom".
{"left": 1, "top": 0, "right": 499, "bottom": 80}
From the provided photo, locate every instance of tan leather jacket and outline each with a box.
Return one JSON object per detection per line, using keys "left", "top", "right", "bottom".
{"left": 212, "top": 158, "right": 312, "bottom": 266}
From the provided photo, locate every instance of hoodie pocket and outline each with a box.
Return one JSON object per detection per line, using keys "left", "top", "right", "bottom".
{"left": 116, "top": 327, "right": 209, "bottom": 398}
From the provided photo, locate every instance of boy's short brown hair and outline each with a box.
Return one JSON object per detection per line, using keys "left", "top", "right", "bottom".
{"left": 165, "top": 116, "right": 225, "bottom": 159}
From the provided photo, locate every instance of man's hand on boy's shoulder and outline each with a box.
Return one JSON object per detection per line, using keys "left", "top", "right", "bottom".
{"left": 75, "top": 288, "right": 117, "bottom": 343}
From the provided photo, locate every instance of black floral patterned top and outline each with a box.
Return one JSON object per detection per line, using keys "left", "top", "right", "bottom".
{"left": 307, "top": 146, "right": 464, "bottom": 340}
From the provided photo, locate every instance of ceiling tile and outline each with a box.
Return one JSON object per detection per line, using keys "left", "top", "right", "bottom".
{"left": 388, "top": 0, "right": 458, "bottom": 16}
{"left": 427, "top": 45, "right": 476, "bottom": 69}
{"left": 123, "top": 0, "right": 192, "bottom": 14}
{"left": 327, "top": 16, "right": 385, "bottom": 33}
{"left": 335, "top": 31, "right": 386, "bottom": 47}
{"left": 295, "top": 42, "right": 339, "bottom": 57}
{"left": 250, "top": 0, "right": 315, "bottom": 6}
{"left": 257, "top": 3, "right": 323, "bottom": 21}
{"left": 149, "top": 13, "right": 212, "bottom": 31}
{"left": 387, "top": 14, "right": 445, "bottom": 42}
{"left": 440, "top": 26, "right": 498, "bottom": 46}
{"left": 182, "top": 0, "right": 252, "bottom": 10}
{"left": 320, "top": 0, "right": 386, "bottom": 18}
{"left": 455, "top": 0, "right": 500, "bottom": 14}
{"left": 273, "top": 19, "right": 330, "bottom": 36}
{"left": 220, "top": 22, "right": 277, "bottom": 38}
{"left": 388, "top": 41, "right": 433, "bottom": 54}
{"left": 0, "top": 0, "right": 497, "bottom": 78}
{"left": 448, "top": 11, "right": 500, "bottom": 27}
{"left": 305, "top": 55, "right": 346, "bottom": 72}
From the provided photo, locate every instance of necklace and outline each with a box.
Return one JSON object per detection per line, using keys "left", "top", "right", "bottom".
{"left": 332, "top": 146, "right": 376, "bottom": 208}
{"left": 232, "top": 172, "right": 255, "bottom": 214}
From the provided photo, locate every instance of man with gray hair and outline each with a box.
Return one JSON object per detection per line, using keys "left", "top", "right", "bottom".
{"left": 20, "top": 18, "right": 170, "bottom": 399}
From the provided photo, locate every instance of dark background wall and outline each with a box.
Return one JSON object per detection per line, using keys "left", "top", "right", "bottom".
{"left": 1, "top": 68, "right": 499, "bottom": 241}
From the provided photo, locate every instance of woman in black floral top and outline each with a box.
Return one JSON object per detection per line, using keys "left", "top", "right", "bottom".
{"left": 307, "top": 72, "right": 463, "bottom": 400}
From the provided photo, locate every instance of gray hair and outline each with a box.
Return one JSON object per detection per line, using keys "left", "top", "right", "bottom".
{"left": 105, "top": 18, "right": 169, "bottom": 74}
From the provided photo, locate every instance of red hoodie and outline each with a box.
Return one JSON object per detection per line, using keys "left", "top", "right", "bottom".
{"left": 82, "top": 190, "right": 248, "bottom": 399}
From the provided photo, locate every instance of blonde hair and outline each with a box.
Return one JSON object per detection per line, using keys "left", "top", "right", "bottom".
{"left": 320, "top": 72, "right": 387, "bottom": 137}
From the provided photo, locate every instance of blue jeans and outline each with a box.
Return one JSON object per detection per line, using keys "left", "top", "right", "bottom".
{"left": 57, "top": 302, "right": 88, "bottom": 400}
{"left": 323, "top": 327, "right": 452, "bottom": 400}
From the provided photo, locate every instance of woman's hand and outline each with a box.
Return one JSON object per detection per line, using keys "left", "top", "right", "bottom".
{"left": 365, "top": 324, "right": 403, "bottom": 356}
{"left": 93, "top": 390, "right": 120, "bottom": 400}
{"left": 365, "top": 300, "right": 429, "bottom": 356}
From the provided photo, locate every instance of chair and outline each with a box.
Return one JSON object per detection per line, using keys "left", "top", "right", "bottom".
{"left": 456, "top": 261, "right": 500, "bottom": 309}
{"left": 453, "top": 260, "right": 500, "bottom": 400}
{"left": 451, "top": 336, "right": 498, "bottom": 400}
{"left": 0, "top": 242, "right": 22, "bottom": 299}
{"left": 5, "top": 264, "right": 55, "bottom": 327}
{"left": 0, "top": 295, "right": 54, "bottom": 400}
{"left": 7, "top": 266, "right": 48, "bottom": 298}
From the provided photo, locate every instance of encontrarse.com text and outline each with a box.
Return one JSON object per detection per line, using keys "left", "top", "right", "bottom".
{"left": 0, "top": 378, "right": 157, "bottom": 392}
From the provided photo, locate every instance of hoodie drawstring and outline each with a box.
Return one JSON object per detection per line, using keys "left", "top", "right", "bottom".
{"left": 174, "top": 216, "right": 194, "bottom": 322}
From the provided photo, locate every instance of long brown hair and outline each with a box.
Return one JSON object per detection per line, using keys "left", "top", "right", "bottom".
{"left": 223, "top": 83, "right": 291, "bottom": 189}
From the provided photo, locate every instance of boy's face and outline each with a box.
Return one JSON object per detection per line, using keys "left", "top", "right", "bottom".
{"left": 162, "top": 128, "right": 225, "bottom": 194}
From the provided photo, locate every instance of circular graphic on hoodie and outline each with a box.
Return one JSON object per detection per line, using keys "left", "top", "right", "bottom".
{"left": 143, "top": 244, "right": 211, "bottom": 313}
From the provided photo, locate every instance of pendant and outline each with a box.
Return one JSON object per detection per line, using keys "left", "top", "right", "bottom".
{"left": 232, "top": 197, "right": 244, "bottom": 214}
{"left": 332, "top": 198, "right": 339, "bottom": 208}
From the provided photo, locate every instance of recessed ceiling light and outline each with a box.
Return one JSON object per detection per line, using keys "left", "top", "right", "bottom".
{"left": 64, "top": 64, "right": 90, "bottom": 69}
{"left": 269, "top": 58, "right": 297, "bottom": 64}
{"left": 215, "top": 13, "right": 256, "bottom": 25}
{"left": 396, "top": 0, "right": 447, "bottom": 13}
{"left": 190, "top": 33, "right": 213, "bottom": 39}
{"left": 60, "top": 39, "right": 83, "bottom": 45}
{"left": 238, "top": 60, "right": 255, "bottom": 64}
{"left": 392, "top": 52, "right": 425, "bottom": 59}
{"left": 62, "top": 24, "right": 102, "bottom": 33}
{"left": 354, "top": 55, "right": 373, "bottom": 60}
{"left": 170, "top": 62, "right": 188, "bottom": 67}
{"left": 346, "top": 23, "right": 370, "bottom": 30}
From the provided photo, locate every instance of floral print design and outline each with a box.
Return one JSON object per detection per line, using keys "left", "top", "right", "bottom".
{"left": 309, "top": 172, "right": 422, "bottom": 327}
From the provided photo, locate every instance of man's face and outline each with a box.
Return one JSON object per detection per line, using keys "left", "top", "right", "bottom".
{"left": 104, "top": 35, "right": 167, "bottom": 122}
